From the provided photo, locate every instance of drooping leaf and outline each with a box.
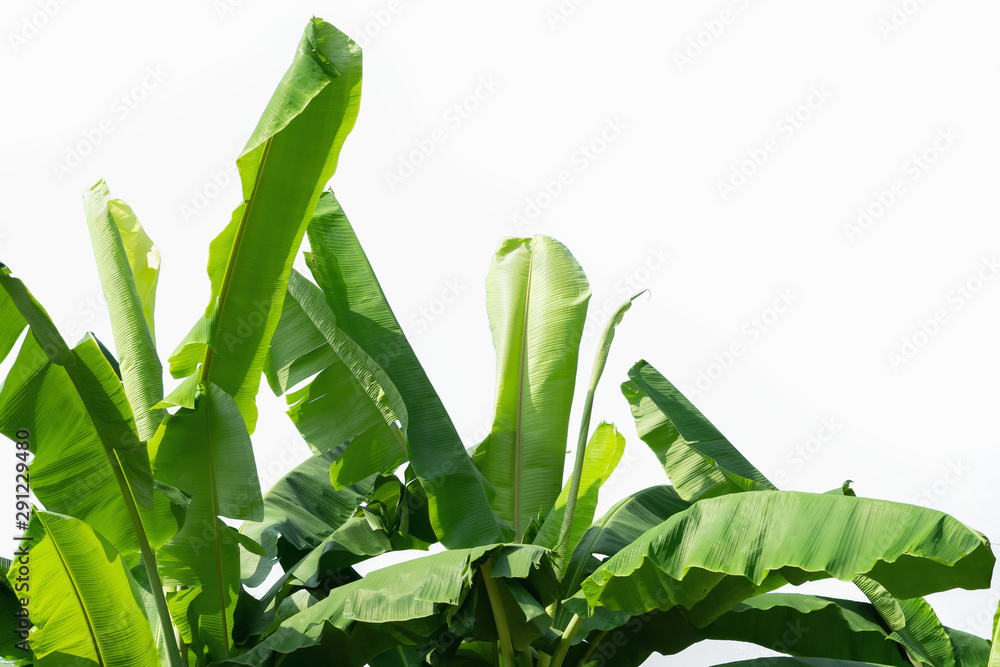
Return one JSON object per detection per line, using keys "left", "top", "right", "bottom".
{"left": 84, "top": 180, "right": 164, "bottom": 441}
{"left": 473, "top": 235, "right": 591, "bottom": 536}
{"left": 10, "top": 511, "right": 160, "bottom": 667}
{"left": 622, "top": 360, "right": 775, "bottom": 501}
{"left": 582, "top": 491, "right": 994, "bottom": 626}
{"left": 303, "top": 190, "right": 506, "bottom": 548}
{"left": 167, "top": 18, "right": 362, "bottom": 433}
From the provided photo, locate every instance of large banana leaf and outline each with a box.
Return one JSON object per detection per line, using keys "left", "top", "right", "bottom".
{"left": 151, "top": 382, "right": 264, "bottom": 661}
{"left": 219, "top": 544, "right": 557, "bottom": 666}
{"left": 622, "top": 360, "right": 775, "bottom": 501}
{"left": 167, "top": 18, "right": 362, "bottom": 433}
{"left": 473, "top": 235, "right": 591, "bottom": 536}
{"left": 581, "top": 491, "right": 994, "bottom": 625}
{"left": 0, "top": 265, "right": 153, "bottom": 505}
{"left": 303, "top": 190, "right": 505, "bottom": 548}
{"left": 0, "top": 333, "right": 180, "bottom": 566}
{"left": 533, "top": 422, "right": 624, "bottom": 554}
{"left": 277, "top": 270, "right": 409, "bottom": 488}
{"left": 0, "top": 280, "right": 26, "bottom": 365}
{"left": 11, "top": 511, "right": 160, "bottom": 667}
{"left": 84, "top": 180, "right": 164, "bottom": 441}
{"left": 563, "top": 593, "right": 919, "bottom": 667}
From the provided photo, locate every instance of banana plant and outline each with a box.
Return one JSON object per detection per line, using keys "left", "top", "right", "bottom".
{"left": 1, "top": 15, "right": 996, "bottom": 667}
{"left": 238, "top": 191, "right": 996, "bottom": 667}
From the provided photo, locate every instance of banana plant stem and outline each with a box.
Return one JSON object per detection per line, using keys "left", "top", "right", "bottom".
{"left": 481, "top": 561, "right": 517, "bottom": 667}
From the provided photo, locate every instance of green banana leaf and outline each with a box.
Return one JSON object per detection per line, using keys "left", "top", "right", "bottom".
{"left": 564, "top": 485, "right": 691, "bottom": 598}
{"left": 473, "top": 235, "right": 591, "bottom": 536}
{"left": 151, "top": 381, "right": 264, "bottom": 661}
{"left": 278, "top": 270, "right": 409, "bottom": 489}
{"left": 0, "top": 558, "right": 31, "bottom": 666}
{"left": 534, "top": 422, "right": 624, "bottom": 554}
{"left": 303, "top": 190, "right": 506, "bottom": 548}
{"left": 0, "top": 265, "right": 154, "bottom": 506}
{"left": 11, "top": 511, "right": 160, "bottom": 667}
{"left": 0, "top": 277, "right": 26, "bottom": 365}
{"left": 854, "top": 574, "right": 956, "bottom": 667}
{"left": 0, "top": 332, "right": 179, "bottom": 567}
{"left": 166, "top": 18, "right": 362, "bottom": 433}
{"left": 991, "top": 598, "right": 1000, "bottom": 666}
{"left": 622, "top": 360, "right": 775, "bottom": 501}
{"left": 581, "top": 491, "right": 994, "bottom": 626}
{"left": 84, "top": 180, "right": 164, "bottom": 441}
{"left": 219, "top": 544, "right": 557, "bottom": 666}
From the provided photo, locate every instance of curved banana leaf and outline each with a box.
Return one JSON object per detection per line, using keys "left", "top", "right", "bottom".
{"left": 622, "top": 360, "right": 775, "bottom": 501}
{"left": 0, "top": 331, "right": 180, "bottom": 566}
{"left": 564, "top": 485, "right": 691, "bottom": 597}
{"left": 84, "top": 180, "right": 164, "bottom": 441}
{"left": 581, "top": 491, "right": 994, "bottom": 625}
{"left": 220, "top": 544, "right": 557, "bottom": 666}
{"left": 854, "top": 574, "right": 956, "bottom": 667}
{"left": 277, "top": 270, "right": 409, "bottom": 489}
{"left": 167, "top": 18, "right": 362, "bottom": 433}
{"left": 473, "top": 235, "right": 591, "bottom": 536}
{"left": 534, "top": 422, "right": 624, "bottom": 554}
{"left": 303, "top": 190, "right": 506, "bottom": 548}
{"left": 151, "top": 381, "right": 264, "bottom": 661}
{"left": 563, "top": 593, "right": 919, "bottom": 667}
{"left": 11, "top": 511, "right": 159, "bottom": 667}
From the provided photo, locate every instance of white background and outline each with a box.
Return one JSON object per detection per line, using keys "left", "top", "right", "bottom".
{"left": 2, "top": 0, "right": 999, "bottom": 664}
